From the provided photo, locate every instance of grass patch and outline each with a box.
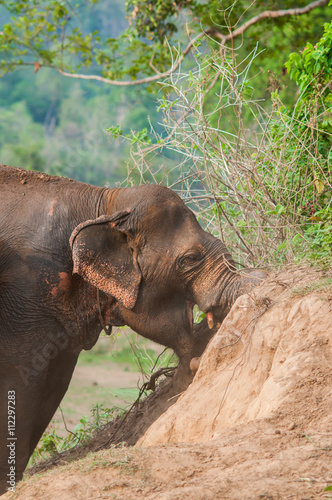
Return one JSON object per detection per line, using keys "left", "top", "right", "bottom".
{"left": 291, "top": 277, "right": 332, "bottom": 297}
{"left": 78, "top": 328, "right": 175, "bottom": 373}
{"left": 28, "top": 403, "right": 125, "bottom": 468}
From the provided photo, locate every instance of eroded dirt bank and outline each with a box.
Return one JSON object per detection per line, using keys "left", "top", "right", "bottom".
{"left": 139, "top": 268, "right": 332, "bottom": 446}
{"left": 4, "top": 267, "right": 332, "bottom": 499}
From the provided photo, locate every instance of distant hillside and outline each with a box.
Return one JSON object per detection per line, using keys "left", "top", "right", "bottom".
{"left": 0, "top": 0, "right": 163, "bottom": 186}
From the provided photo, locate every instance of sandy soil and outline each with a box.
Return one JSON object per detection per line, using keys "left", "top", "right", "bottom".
{"left": 3, "top": 267, "right": 332, "bottom": 499}
{"left": 5, "top": 419, "right": 332, "bottom": 499}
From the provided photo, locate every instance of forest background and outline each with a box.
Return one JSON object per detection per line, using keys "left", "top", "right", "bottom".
{"left": 0, "top": 0, "right": 331, "bottom": 266}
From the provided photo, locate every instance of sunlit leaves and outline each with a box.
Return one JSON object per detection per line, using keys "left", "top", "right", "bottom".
{"left": 1, "top": 0, "right": 330, "bottom": 85}
{"left": 286, "top": 21, "right": 332, "bottom": 100}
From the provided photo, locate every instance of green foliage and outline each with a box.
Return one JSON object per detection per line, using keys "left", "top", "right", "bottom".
{"left": 304, "top": 208, "right": 332, "bottom": 263}
{"left": 29, "top": 403, "right": 119, "bottom": 466}
{"left": 0, "top": 64, "right": 162, "bottom": 185}
{"left": 0, "top": 0, "right": 330, "bottom": 191}
{"left": 0, "top": 1, "right": 331, "bottom": 266}
{"left": 0, "top": 0, "right": 330, "bottom": 86}
{"left": 0, "top": 101, "right": 45, "bottom": 170}
{"left": 286, "top": 21, "right": 332, "bottom": 100}
{"left": 72, "top": 403, "right": 119, "bottom": 443}
{"left": 267, "top": 93, "right": 331, "bottom": 218}
{"left": 79, "top": 329, "right": 176, "bottom": 374}
{"left": 262, "top": 22, "right": 332, "bottom": 263}
{"left": 118, "top": 21, "right": 332, "bottom": 267}
{"left": 106, "top": 125, "right": 123, "bottom": 139}
{"left": 126, "top": 0, "right": 193, "bottom": 41}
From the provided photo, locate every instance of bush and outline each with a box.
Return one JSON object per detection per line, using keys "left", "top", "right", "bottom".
{"left": 29, "top": 403, "right": 120, "bottom": 467}
{"left": 109, "top": 26, "right": 332, "bottom": 268}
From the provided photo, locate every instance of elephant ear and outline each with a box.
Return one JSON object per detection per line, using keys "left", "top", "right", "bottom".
{"left": 70, "top": 212, "right": 141, "bottom": 309}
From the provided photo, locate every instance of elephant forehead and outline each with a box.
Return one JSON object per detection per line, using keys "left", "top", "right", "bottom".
{"left": 143, "top": 201, "right": 199, "bottom": 232}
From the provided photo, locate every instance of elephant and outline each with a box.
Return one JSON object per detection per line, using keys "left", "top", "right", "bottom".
{"left": 0, "top": 165, "right": 265, "bottom": 493}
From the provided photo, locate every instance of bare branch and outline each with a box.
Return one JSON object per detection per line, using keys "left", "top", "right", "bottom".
{"left": 57, "top": 30, "right": 206, "bottom": 86}
{"left": 48, "top": 0, "right": 328, "bottom": 86}
{"left": 210, "top": 0, "right": 330, "bottom": 43}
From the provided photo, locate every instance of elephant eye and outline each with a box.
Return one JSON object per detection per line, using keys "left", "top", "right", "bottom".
{"left": 179, "top": 250, "right": 203, "bottom": 268}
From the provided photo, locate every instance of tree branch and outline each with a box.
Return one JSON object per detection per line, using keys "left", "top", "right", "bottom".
{"left": 57, "top": 30, "right": 206, "bottom": 86}
{"left": 45, "top": 0, "right": 328, "bottom": 86}
{"left": 210, "top": 0, "right": 330, "bottom": 43}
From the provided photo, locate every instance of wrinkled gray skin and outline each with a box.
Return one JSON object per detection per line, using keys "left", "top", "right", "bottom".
{"left": 0, "top": 166, "right": 265, "bottom": 494}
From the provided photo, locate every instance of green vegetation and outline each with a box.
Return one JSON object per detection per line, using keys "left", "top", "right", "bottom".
{"left": 1, "top": 0, "right": 330, "bottom": 263}
{"left": 0, "top": 0, "right": 164, "bottom": 185}
{"left": 0, "top": 0, "right": 329, "bottom": 89}
{"left": 291, "top": 277, "right": 332, "bottom": 297}
{"left": 0, "top": 66, "right": 162, "bottom": 185}
{"left": 29, "top": 402, "right": 120, "bottom": 466}
{"left": 0, "top": 0, "right": 331, "bottom": 188}
{"left": 79, "top": 329, "right": 175, "bottom": 373}
{"left": 112, "top": 17, "right": 332, "bottom": 268}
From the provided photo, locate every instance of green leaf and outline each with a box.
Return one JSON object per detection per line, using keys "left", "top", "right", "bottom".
{"left": 314, "top": 179, "right": 325, "bottom": 193}
{"left": 292, "top": 234, "right": 302, "bottom": 244}
{"left": 106, "top": 125, "right": 123, "bottom": 138}
{"left": 276, "top": 242, "right": 287, "bottom": 253}
{"left": 276, "top": 204, "right": 286, "bottom": 215}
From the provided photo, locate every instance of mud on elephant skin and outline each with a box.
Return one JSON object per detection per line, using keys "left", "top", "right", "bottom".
{"left": 0, "top": 165, "right": 266, "bottom": 494}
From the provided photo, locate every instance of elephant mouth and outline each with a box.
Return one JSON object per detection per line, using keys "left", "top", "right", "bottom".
{"left": 187, "top": 301, "right": 195, "bottom": 332}
{"left": 186, "top": 302, "right": 215, "bottom": 331}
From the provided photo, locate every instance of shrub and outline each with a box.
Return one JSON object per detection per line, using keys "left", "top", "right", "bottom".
{"left": 109, "top": 26, "right": 331, "bottom": 268}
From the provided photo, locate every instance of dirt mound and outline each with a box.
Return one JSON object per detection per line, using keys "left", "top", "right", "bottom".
{"left": 139, "top": 268, "right": 332, "bottom": 446}
{"left": 4, "top": 267, "right": 332, "bottom": 499}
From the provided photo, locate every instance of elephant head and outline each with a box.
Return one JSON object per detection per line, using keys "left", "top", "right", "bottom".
{"left": 70, "top": 185, "right": 265, "bottom": 367}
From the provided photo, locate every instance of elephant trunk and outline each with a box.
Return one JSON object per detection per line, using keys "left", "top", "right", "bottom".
{"left": 189, "top": 268, "right": 266, "bottom": 362}
{"left": 225, "top": 268, "right": 267, "bottom": 304}
{"left": 205, "top": 268, "right": 267, "bottom": 329}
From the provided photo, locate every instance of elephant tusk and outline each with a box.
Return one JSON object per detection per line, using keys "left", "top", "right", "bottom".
{"left": 206, "top": 311, "right": 214, "bottom": 329}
